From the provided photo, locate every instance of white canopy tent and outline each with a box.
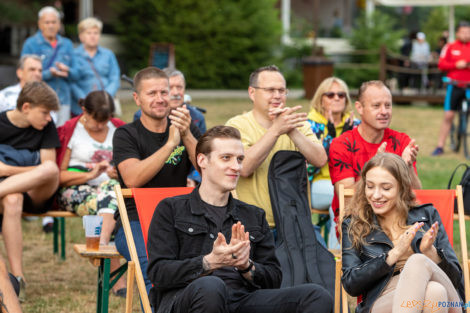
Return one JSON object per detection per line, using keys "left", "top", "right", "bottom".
{"left": 371, "top": 0, "right": 470, "bottom": 42}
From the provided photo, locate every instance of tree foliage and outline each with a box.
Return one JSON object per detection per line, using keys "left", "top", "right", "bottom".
{"left": 349, "top": 10, "right": 405, "bottom": 58}
{"left": 112, "top": 0, "right": 281, "bottom": 88}
{"left": 339, "top": 10, "right": 405, "bottom": 88}
{"left": 422, "top": 7, "right": 448, "bottom": 51}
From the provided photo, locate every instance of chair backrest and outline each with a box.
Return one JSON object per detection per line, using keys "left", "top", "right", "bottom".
{"left": 413, "top": 189, "right": 455, "bottom": 246}
{"left": 339, "top": 186, "right": 455, "bottom": 244}
{"left": 133, "top": 187, "right": 194, "bottom": 250}
{"left": 115, "top": 185, "right": 193, "bottom": 313}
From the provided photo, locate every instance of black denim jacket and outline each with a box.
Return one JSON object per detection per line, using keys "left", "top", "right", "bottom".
{"left": 147, "top": 187, "right": 282, "bottom": 313}
{"left": 341, "top": 204, "right": 464, "bottom": 313}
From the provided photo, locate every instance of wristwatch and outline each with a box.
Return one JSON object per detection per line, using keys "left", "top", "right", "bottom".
{"left": 237, "top": 259, "right": 254, "bottom": 274}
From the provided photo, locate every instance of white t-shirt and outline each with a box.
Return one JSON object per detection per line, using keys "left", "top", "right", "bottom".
{"left": 0, "top": 84, "right": 21, "bottom": 113}
{"left": 68, "top": 121, "right": 116, "bottom": 186}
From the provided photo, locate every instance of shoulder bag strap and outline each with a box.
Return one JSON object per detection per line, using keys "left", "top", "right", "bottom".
{"left": 447, "top": 163, "right": 469, "bottom": 189}
{"left": 86, "top": 57, "right": 105, "bottom": 90}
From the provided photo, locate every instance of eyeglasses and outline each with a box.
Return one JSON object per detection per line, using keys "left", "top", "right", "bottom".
{"left": 323, "top": 92, "right": 347, "bottom": 99}
{"left": 252, "top": 86, "right": 289, "bottom": 96}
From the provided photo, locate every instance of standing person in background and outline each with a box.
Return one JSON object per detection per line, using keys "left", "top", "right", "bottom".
{"left": 410, "top": 32, "right": 431, "bottom": 91}
{"left": 21, "top": 6, "right": 77, "bottom": 126}
{"left": 432, "top": 21, "right": 470, "bottom": 156}
{"left": 307, "top": 77, "right": 359, "bottom": 249}
{"left": 70, "top": 17, "right": 120, "bottom": 117}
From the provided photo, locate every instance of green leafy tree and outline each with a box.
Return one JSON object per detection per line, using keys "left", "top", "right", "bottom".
{"left": 422, "top": 7, "right": 448, "bottom": 51}
{"left": 113, "top": 0, "right": 281, "bottom": 88}
{"left": 0, "top": 1, "right": 40, "bottom": 25}
{"left": 337, "top": 10, "right": 405, "bottom": 88}
{"left": 349, "top": 10, "right": 405, "bottom": 60}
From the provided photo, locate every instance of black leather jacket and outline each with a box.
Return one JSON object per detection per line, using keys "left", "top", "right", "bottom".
{"left": 147, "top": 187, "right": 282, "bottom": 313}
{"left": 341, "top": 204, "right": 464, "bottom": 313}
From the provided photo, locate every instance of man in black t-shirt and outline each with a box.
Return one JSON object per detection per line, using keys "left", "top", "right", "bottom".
{"left": 147, "top": 126, "right": 333, "bottom": 313}
{"left": 112, "top": 67, "right": 200, "bottom": 295}
{"left": 0, "top": 81, "right": 60, "bottom": 301}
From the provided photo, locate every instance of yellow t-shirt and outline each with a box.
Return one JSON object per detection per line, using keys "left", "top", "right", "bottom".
{"left": 226, "top": 110, "right": 319, "bottom": 227}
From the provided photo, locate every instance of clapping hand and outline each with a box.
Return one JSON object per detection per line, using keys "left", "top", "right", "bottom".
{"left": 169, "top": 105, "right": 191, "bottom": 137}
{"left": 376, "top": 142, "right": 387, "bottom": 155}
{"left": 270, "top": 105, "right": 306, "bottom": 137}
{"left": 387, "top": 222, "right": 423, "bottom": 265}
{"left": 402, "top": 139, "right": 419, "bottom": 167}
{"left": 419, "top": 222, "right": 438, "bottom": 254}
{"left": 204, "top": 222, "right": 251, "bottom": 271}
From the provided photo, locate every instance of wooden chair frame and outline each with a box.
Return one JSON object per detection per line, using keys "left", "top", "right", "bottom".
{"left": 115, "top": 185, "right": 152, "bottom": 313}
{"left": 338, "top": 184, "right": 470, "bottom": 313}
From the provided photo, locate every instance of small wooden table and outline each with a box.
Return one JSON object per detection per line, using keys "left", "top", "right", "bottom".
{"left": 74, "top": 244, "right": 128, "bottom": 313}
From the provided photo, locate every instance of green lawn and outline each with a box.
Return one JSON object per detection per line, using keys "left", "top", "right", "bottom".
{"left": 12, "top": 98, "right": 470, "bottom": 312}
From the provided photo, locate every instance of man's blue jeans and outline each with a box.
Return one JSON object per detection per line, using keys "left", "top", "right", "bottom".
{"left": 114, "top": 221, "right": 152, "bottom": 294}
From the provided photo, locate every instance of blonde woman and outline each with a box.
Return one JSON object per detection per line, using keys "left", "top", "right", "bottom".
{"left": 307, "top": 77, "right": 359, "bottom": 247}
{"left": 341, "top": 153, "right": 463, "bottom": 313}
{"left": 71, "top": 17, "right": 120, "bottom": 116}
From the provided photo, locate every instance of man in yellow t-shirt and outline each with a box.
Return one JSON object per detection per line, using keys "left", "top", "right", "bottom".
{"left": 226, "top": 65, "right": 327, "bottom": 228}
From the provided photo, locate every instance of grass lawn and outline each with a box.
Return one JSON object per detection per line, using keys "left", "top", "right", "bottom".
{"left": 12, "top": 97, "right": 470, "bottom": 312}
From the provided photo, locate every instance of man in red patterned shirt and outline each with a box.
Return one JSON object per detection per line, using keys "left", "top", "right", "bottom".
{"left": 328, "top": 80, "right": 422, "bottom": 228}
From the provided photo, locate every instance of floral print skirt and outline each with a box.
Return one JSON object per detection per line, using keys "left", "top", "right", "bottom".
{"left": 58, "top": 179, "right": 119, "bottom": 216}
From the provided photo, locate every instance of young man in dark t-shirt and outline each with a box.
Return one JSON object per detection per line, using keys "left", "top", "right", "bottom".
{"left": 0, "top": 81, "right": 60, "bottom": 301}
{"left": 328, "top": 80, "right": 422, "bottom": 232}
{"left": 112, "top": 67, "right": 200, "bottom": 295}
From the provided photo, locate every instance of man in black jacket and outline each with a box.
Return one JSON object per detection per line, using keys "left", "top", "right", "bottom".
{"left": 147, "top": 125, "right": 333, "bottom": 313}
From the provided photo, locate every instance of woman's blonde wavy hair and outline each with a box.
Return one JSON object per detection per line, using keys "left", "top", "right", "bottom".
{"left": 310, "top": 77, "right": 352, "bottom": 117}
{"left": 343, "top": 153, "right": 417, "bottom": 250}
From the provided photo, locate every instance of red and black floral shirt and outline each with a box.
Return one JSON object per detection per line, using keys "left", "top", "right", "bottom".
{"left": 328, "top": 127, "right": 417, "bottom": 223}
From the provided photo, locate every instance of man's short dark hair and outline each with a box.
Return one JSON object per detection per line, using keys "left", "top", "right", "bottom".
{"left": 133, "top": 67, "right": 168, "bottom": 93}
{"left": 357, "top": 80, "right": 389, "bottom": 103}
{"left": 195, "top": 126, "right": 241, "bottom": 172}
{"left": 17, "top": 81, "right": 59, "bottom": 111}
{"left": 458, "top": 21, "right": 470, "bottom": 30}
{"left": 249, "top": 65, "right": 282, "bottom": 87}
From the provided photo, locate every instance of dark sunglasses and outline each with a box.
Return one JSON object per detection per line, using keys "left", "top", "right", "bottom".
{"left": 323, "top": 92, "right": 347, "bottom": 99}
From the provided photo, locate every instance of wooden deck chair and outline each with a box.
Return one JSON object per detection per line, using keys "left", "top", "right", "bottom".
{"left": 115, "top": 185, "right": 193, "bottom": 313}
{"left": 336, "top": 184, "right": 353, "bottom": 313}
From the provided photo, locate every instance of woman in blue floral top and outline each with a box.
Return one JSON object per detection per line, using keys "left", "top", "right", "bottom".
{"left": 307, "top": 77, "right": 360, "bottom": 247}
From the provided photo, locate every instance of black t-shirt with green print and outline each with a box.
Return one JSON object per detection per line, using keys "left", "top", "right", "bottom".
{"left": 112, "top": 117, "right": 201, "bottom": 226}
